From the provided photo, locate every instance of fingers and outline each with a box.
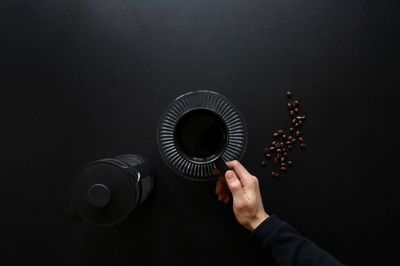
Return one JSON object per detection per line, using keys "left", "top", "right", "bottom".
{"left": 212, "top": 168, "right": 221, "bottom": 177}
{"left": 215, "top": 176, "right": 230, "bottom": 203}
{"left": 224, "top": 170, "right": 244, "bottom": 200}
{"left": 221, "top": 177, "right": 230, "bottom": 204}
{"left": 223, "top": 194, "right": 230, "bottom": 204}
{"left": 215, "top": 176, "right": 222, "bottom": 195}
{"left": 226, "top": 160, "right": 254, "bottom": 187}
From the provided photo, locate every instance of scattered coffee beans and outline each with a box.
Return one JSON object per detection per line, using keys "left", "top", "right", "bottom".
{"left": 261, "top": 91, "right": 307, "bottom": 179}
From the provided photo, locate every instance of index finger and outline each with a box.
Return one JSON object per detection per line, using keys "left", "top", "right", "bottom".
{"left": 226, "top": 160, "right": 253, "bottom": 185}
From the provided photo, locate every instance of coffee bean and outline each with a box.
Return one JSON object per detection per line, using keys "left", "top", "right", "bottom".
{"left": 291, "top": 138, "right": 297, "bottom": 143}
{"left": 283, "top": 152, "right": 288, "bottom": 157}
{"left": 288, "top": 136, "right": 293, "bottom": 141}
{"left": 275, "top": 143, "right": 281, "bottom": 148}
{"left": 289, "top": 127, "right": 294, "bottom": 133}
{"left": 277, "top": 149, "right": 282, "bottom": 153}
{"left": 292, "top": 118, "right": 297, "bottom": 124}
{"left": 296, "top": 116, "right": 304, "bottom": 120}
{"left": 289, "top": 110, "right": 295, "bottom": 117}
{"left": 269, "top": 146, "right": 275, "bottom": 151}
{"left": 273, "top": 158, "right": 279, "bottom": 164}
{"left": 265, "top": 153, "right": 272, "bottom": 159}
{"left": 282, "top": 134, "right": 287, "bottom": 139}
{"left": 301, "top": 115, "right": 307, "bottom": 121}
{"left": 282, "top": 148, "right": 287, "bottom": 152}
{"left": 294, "top": 100, "right": 300, "bottom": 106}
{"left": 294, "top": 108, "right": 299, "bottom": 114}
{"left": 278, "top": 130, "right": 284, "bottom": 135}
{"left": 287, "top": 103, "right": 293, "bottom": 109}
{"left": 295, "top": 123, "right": 300, "bottom": 128}
{"left": 298, "top": 120, "right": 303, "bottom": 126}
{"left": 263, "top": 148, "right": 269, "bottom": 153}
{"left": 299, "top": 136, "right": 305, "bottom": 143}
{"left": 276, "top": 153, "right": 281, "bottom": 158}
{"left": 280, "top": 142, "right": 285, "bottom": 146}
{"left": 286, "top": 91, "right": 293, "bottom": 98}
{"left": 288, "top": 160, "right": 293, "bottom": 167}
{"left": 281, "top": 162, "right": 287, "bottom": 167}
{"left": 280, "top": 157, "right": 285, "bottom": 162}
{"left": 261, "top": 160, "right": 266, "bottom": 166}
{"left": 280, "top": 166, "right": 287, "bottom": 172}
{"left": 273, "top": 132, "right": 279, "bottom": 138}
{"left": 300, "top": 143, "right": 306, "bottom": 149}
{"left": 272, "top": 141, "right": 277, "bottom": 146}
{"left": 295, "top": 131, "right": 301, "bottom": 137}
{"left": 288, "top": 145, "right": 292, "bottom": 150}
{"left": 286, "top": 140, "right": 291, "bottom": 145}
{"left": 271, "top": 171, "right": 280, "bottom": 179}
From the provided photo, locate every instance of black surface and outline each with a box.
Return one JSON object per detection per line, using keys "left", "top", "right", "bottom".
{"left": 0, "top": 1, "right": 399, "bottom": 265}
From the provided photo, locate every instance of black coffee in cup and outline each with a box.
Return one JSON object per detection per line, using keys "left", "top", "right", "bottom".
{"left": 175, "top": 109, "right": 227, "bottom": 162}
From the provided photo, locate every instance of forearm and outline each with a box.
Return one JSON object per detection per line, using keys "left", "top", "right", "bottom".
{"left": 250, "top": 215, "right": 345, "bottom": 266}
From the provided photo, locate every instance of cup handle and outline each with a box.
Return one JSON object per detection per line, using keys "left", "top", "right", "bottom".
{"left": 214, "top": 157, "right": 229, "bottom": 176}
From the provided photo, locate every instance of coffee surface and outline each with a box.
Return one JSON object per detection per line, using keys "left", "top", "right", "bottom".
{"left": 175, "top": 109, "right": 227, "bottom": 159}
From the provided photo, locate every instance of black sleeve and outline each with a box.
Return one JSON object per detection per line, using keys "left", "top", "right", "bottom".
{"left": 249, "top": 215, "right": 345, "bottom": 266}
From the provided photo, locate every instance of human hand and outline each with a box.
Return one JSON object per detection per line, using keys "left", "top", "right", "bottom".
{"left": 215, "top": 160, "right": 269, "bottom": 231}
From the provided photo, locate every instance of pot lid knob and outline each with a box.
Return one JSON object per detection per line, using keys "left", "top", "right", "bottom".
{"left": 87, "top": 183, "right": 111, "bottom": 208}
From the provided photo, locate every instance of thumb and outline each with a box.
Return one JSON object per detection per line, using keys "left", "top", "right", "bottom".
{"left": 224, "top": 170, "right": 244, "bottom": 200}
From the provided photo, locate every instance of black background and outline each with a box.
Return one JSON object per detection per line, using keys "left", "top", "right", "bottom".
{"left": 1, "top": 1, "right": 399, "bottom": 265}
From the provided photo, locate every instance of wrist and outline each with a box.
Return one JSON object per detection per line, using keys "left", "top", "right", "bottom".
{"left": 248, "top": 211, "right": 269, "bottom": 231}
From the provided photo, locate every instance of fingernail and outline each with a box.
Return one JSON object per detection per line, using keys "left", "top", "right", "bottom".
{"left": 225, "top": 170, "right": 234, "bottom": 180}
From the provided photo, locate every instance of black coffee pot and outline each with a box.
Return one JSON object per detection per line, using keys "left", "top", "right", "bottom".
{"left": 66, "top": 154, "right": 154, "bottom": 227}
